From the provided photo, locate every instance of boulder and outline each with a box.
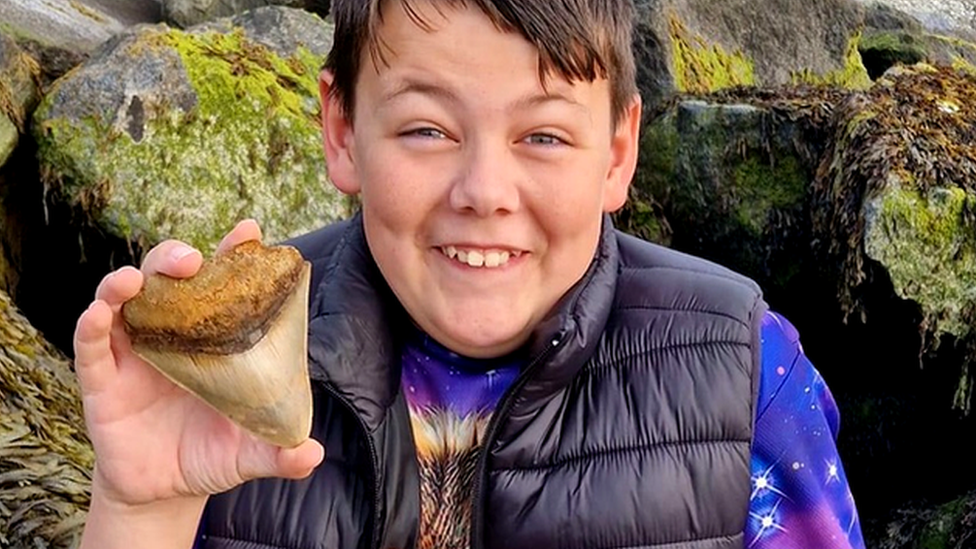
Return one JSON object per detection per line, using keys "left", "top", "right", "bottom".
{"left": 866, "top": 490, "right": 976, "bottom": 549}
{"left": 621, "top": 86, "right": 845, "bottom": 299}
{"left": 0, "top": 31, "right": 39, "bottom": 168}
{"left": 32, "top": 7, "right": 353, "bottom": 256}
{"left": 857, "top": 0, "right": 975, "bottom": 37}
{"left": 0, "top": 32, "right": 40, "bottom": 298}
{"left": 814, "top": 64, "right": 976, "bottom": 403}
{"left": 633, "top": 0, "right": 870, "bottom": 112}
{"left": 0, "top": 0, "right": 162, "bottom": 86}
{"left": 0, "top": 290, "right": 92, "bottom": 548}
{"left": 858, "top": 2, "right": 976, "bottom": 79}
{"left": 162, "top": 0, "right": 329, "bottom": 29}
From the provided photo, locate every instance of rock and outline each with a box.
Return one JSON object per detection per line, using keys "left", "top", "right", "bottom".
{"left": 621, "top": 86, "right": 845, "bottom": 298}
{"left": 863, "top": 1, "right": 925, "bottom": 33}
{"left": 866, "top": 490, "right": 976, "bottom": 549}
{"left": 857, "top": 0, "right": 976, "bottom": 37}
{"left": 1, "top": 32, "right": 40, "bottom": 298}
{"left": 162, "top": 0, "right": 329, "bottom": 29}
{"left": 0, "top": 290, "right": 92, "bottom": 548}
{"left": 814, "top": 64, "right": 976, "bottom": 405}
{"left": 197, "top": 3, "right": 332, "bottom": 58}
{"left": 32, "top": 6, "right": 353, "bottom": 256}
{"left": 859, "top": 26, "right": 976, "bottom": 80}
{"left": 859, "top": 1, "right": 976, "bottom": 80}
{"left": 0, "top": 0, "right": 162, "bottom": 85}
{"left": 633, "top": 0, "right": 870, "bottom": 112}
{"left": 0, "top": 31, "right": 39, "bottom": 168}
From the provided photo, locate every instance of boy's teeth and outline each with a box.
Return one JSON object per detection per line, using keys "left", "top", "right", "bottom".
{"left": 441, "top": 247, "right": 514, "bottom": 268}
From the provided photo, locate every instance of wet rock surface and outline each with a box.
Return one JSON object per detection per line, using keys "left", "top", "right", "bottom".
{"left": 162, "top": 0, "right": 329, "bottom": 28}
{"left": 633, "top": 0, "right": 868, "bottom": 113}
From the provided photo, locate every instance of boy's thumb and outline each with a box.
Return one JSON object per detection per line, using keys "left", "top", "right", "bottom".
{"left": 274, "top": 439, "right": 325, "bottom": 479}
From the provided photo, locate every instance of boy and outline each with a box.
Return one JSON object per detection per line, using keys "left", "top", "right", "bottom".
{"left": 73, "top": 0, "right": 865, "bottom": 548}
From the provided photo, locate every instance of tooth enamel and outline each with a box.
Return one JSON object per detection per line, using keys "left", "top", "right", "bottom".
{"left": 466, "top": 250, "right": 485, "bottom": 267}
{"left": 484, "top": 252, "right": 501, "bottom": 268}
{"left": 442, "top": 246, "right": 518, "bottom": 267}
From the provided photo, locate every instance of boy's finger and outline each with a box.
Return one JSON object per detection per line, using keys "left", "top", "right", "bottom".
{"left": 236, "top": 437, "right": 324, "bottom": 482}
{"left": 275, "top": 439, "right": 325, "bottom": 479}
{"left": 73, "top": 300, "right": 118, "bottom": 395}
{"left": 216, "top": 219, "right": 263, "bottom": 255}
{"left": 94, "top": 267, "right": 144, "bottom": 308}
{"left": 140, "top": 240, "right": 203, "bottom": 278}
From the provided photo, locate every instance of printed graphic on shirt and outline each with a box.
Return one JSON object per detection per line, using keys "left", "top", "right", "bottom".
{"left": 401, "top": 332, "right": 521, "bottom": 549}
{"left": 748, "top": 311, "right": 865, "bottom": 549}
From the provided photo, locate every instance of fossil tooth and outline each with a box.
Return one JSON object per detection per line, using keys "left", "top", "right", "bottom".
{"left": 122, "top": 240, "right": 312, "bottom": 448}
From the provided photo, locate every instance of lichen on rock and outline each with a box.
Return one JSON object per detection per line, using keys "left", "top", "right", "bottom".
{"left": 0, "top": 31, "right": 40, "bottom": 166}
{"left": 792, "top": 33, "right": 873, "bottom": 89}
{"left": 813, "top": 64, "right": 976, "bottom": 409}
{"left": 32, "top": 8, "right": 353, "bottom": 255}
{"left": 668, "top": 15, "right": 755, "bottom": 95}
{"left": 624, "top": 91, "right": 834, "bottom": 291}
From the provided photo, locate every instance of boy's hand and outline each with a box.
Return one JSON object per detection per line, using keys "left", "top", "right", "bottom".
{"left": 73, "top": 219, "right": 324, "bottom": 513}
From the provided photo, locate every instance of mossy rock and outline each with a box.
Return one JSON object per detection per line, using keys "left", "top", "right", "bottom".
{"left": 163, "top": 0, "right": 329, "bottom": 29}
{"left": 32, "top": 7, "right": 353, "bottom": 255}
{"left": 865, "top": 184, "right": 976, "bottom": 345}
{"left": 813, "top": 64, "right": 976, "bottom": 410}
{"left": 867, "top": 491, "right": 976, "bottom": 549}
{"left": 860, "top": 30, "right": 976, "bottom": 80}
{"left": 0, "top": 290, "right": 92, "bottom": 548}
{"left": 624, "top": 92, "right": 834, "bottom": 295}
{"left": 633, "top": 0, "right": 869, "bottom": 113}
{"left": 0, "top": 31, "right": 40, "bottom": 167}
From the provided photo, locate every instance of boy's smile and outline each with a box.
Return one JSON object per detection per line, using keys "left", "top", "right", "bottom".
{"left": 320, "top": 0, "right": 640, "bottom": 358}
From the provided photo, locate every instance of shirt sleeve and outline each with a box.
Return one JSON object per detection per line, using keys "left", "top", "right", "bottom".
{"left": 746, "top": 311, "right": 865, "bottom": 549}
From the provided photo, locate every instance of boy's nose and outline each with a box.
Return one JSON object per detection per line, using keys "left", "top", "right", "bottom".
{"left": 448, "top": 140, "right": 521, "bottom": 216}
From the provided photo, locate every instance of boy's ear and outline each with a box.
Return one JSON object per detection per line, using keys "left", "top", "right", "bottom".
{"left": 602, "top": 94, "right": 642, "bottom": 213}
{"left": 319, "top": 70, "right": 361, "bottom": 195}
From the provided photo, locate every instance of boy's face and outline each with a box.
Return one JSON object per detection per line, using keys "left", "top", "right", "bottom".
{"left": 321, "top": 0, "right": 640, "bottom": 358}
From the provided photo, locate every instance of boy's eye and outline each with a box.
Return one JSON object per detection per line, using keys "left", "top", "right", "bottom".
{"left": 524, "top": 133, "right": 566, "bottom": 146}
{"left": 402, "top": 127, "right": 448, "bottom": 140}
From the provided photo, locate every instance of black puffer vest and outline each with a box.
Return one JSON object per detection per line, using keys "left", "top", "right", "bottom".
{"left": 198, "top": 215, "right": 765, "bottom": 549}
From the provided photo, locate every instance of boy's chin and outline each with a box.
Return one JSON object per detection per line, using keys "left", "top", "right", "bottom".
{"left": 429, "top": 319, "right": 533, "bottom": 359}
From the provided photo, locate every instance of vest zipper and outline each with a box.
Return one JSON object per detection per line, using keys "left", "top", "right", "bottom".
{"left": 468, "top": 332, "right": 566, "bottom": 549}
{"left": 321, "top": 382, "right": 384, "bottom": 549}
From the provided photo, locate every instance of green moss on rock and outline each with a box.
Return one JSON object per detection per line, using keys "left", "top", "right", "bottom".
{"left": 732, "top": 155, "right": 806, "bottom": 235}
{"left": 792, "top": 33, "right": 872, "bottom": 90}
{"left": 668, "top": 15, "right": 755, "bottom": 94}
{"left": 865, "top": 184, "right": 976, "bottom": 341}
{"left": 34, "top": 24, "right": 351, "bottom": 254}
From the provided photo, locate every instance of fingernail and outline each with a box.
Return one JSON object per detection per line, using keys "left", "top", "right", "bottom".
{"left": 170, "top": 246, "right": 197, "bottom": 262}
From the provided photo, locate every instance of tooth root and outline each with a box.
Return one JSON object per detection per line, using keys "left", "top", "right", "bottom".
{"left": 484, "top": 252, "right": 500, "bottom": 268}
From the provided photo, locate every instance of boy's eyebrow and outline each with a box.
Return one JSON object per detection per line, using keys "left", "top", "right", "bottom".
{"left": 511, "top": 88, "right": 588, "bottom": 114}
{"left": 379, "top": 77, "right": 589, "bottom": 115}
{"left": 380, "top": 78, "right": 459, "bottom": 105}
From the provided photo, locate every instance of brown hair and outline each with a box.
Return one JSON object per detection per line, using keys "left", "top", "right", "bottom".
{"left": 324, "top": 0, "right": 637, "bottom": 126}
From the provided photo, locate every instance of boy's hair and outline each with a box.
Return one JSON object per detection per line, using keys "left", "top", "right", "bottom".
{"left": 325, "top": 0, "right": 638, "bottom": 126}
